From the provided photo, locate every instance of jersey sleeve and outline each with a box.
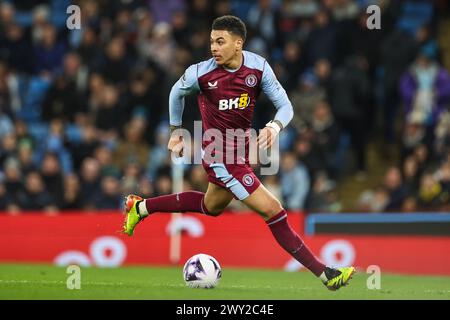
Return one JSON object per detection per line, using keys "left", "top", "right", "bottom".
{"left": 169, "top": 64, "right": 201, "bottom": 126}
{"left": 261, "top": 61, "right": 294, "bottom": 129}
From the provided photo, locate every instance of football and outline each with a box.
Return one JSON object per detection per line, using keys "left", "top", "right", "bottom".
{"left": 183, "top": 253, "right": 222, "bottom": 288}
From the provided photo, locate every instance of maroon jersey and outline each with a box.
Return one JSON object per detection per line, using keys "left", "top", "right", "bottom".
{"left": 169, "top": 50, "right": 292, "bottom": 199}
{"left": 197, "top": 56, "right": 262, "bottom": 132}
{"left": 196, "top": 51, "right": 269, "bottom": 163}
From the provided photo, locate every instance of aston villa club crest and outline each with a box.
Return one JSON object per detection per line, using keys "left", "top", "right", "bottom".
{"left": 245, "top": 74, "right": 257, "bottom": 87}
{"left": 243, "top": 174, "right": 254, "bottom": 186}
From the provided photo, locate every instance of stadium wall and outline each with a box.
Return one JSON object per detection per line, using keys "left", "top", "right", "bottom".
{"left": 0, "top": 212, "right": 449, "bottom": 276}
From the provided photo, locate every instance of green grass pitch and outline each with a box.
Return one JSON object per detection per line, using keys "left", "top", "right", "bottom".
{"left": 0, "top": 264, "right": 448, "bottom": 300}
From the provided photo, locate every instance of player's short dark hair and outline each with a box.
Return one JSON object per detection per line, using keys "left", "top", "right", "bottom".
{"left": 212, "top": 15, "right": 247, "bottom": 42}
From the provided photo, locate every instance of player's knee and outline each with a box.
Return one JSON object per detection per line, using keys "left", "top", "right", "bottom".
{"left": 206, "top": 207, "right": 224, "bottom": 217}
{"left": 203, "top": 203, "right": 225, "bottom": 217}
{"left": 263, "top": 200, "right": 283, "bottom": 219}
{"left": 208, "top": 210, "right": 223, "bottom": 217}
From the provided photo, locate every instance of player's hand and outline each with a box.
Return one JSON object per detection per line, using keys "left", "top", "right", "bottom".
{"left": 257, "top": 126, "right": 278, "bottom": 150}
{"left": 167, "top": 132, "right": 185, "bottom": 157}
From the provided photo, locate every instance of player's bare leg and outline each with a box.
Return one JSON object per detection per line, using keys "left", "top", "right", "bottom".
{"left": 203, "top": 183, "right": 235, "bottom": 216}
{"left": 123, "top": 182, "right": 233, "bottom": 235}
{"left": 242, "top": 184, "right": 355, "bottom": 290}
{"left": 240, "top": 183, "right": 283, "bottom": 221}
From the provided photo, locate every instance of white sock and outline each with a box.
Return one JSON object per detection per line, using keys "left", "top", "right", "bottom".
{"left": 319, "top": 271, "right": 328, "bottom": 283}
{"left": 138, "top": 201, "right": 149, "bottom": 217}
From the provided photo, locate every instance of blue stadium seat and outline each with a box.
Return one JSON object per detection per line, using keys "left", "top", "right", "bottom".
{"left": 50, "top": 0, "right": 71, "bottom": 29}
{"left": 396, "top": 0, "right": 433, "bottom": 35}
{"left": 17, "top": 76, "right": 51, "bottom": 124}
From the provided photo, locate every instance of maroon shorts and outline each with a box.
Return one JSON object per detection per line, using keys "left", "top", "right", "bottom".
{"left": 202, "top": 161, "right": 261, "bottom": 200}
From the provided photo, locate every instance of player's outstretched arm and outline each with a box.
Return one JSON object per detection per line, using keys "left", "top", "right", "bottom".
{"left": 168, "top": 64, "right": 200, "bottom": 128}
{"left": 168, "top": 64, "right": 200, "bottom": 156}
{"left": 257, "top": 61, "right": 294, "bottom": 149}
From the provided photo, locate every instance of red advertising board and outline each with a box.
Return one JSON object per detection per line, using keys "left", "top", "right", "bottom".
{"left": 0, "top": 212, "right": 449, "bottom": 275}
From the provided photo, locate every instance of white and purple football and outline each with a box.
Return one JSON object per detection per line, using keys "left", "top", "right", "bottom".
{"left": 183, "top": 253, "right": 222, "bottom": 289}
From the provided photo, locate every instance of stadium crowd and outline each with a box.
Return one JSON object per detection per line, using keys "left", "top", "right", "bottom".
{"left": 0, "top": 0, "right": 450, "bottom": 213}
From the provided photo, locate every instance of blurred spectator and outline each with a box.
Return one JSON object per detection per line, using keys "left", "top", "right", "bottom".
{"left": 0, "top": 111, "right": 13, "bottom": 141}
{"left": 273, "top": 1, "right": 304, "bottom": 45}
{"left": 379, "top": 28, "right": 418, "bottom": 144}
{"left": 0, "top": 23, "right": 32, "bottom": 73}
{"left": 155, "top": 173, "right": 172, "bottom": 196}
{"left": 137, "top": 176, "right": 154, "bottom": 199}
{"left": 281, "top": 41, "right": 305, "bottom": 92}
{"left": 41, "top": 73, "right": 83, "bottom": 122}
{"left": 357, "top": 187, "right": 389, "bottom": 213}
{"left": 418, "top": 171, "right": 448, "bottom": 209}
{"left": 212, "top": 0, "right": 232, "bottom": 18}
{"left": 61, "top": 173, "right": 82, "bottom": 210}
{"left": 79, "top": 157, "right": 101, "bottom": 208}
{"left": 401, "top": 112, "right": 427, "bottom": 161}
{"left": 75, "top": 26, "right": 101, "bottom": 70}
{"left": 310, "top": 101, "right": 341, "bottom": 179}
{"left": 41, "top": 51, "right": 87, "bottom": 123}
{"left": 3, "top": 157, "right": 22, "bottom": 202}
{"left": 86, "top": 73, "right": 105, "bottom": 113}
{"left": 92, "top": 84, "right": 125, "bottom": 138}
{"left": 97, "top": 37, "right": 131, "bottom": 85}
{"left": 32, "top": 22, "right": 67, "bottom": 76}
{"left": 147, "top": 124, "right": 170, "bottom": 180}
{"left": 40, "top": 152, "right": 64, "bottom": 207}
{"left": 247, "top": 0, "right": 277, "bottom": 47}
{"left": 96, "top": 175, "right": 122, "bottom": 209}
{"left": 113, "top": 117, "right": 149, "bottom": 170}
{"left": 14, "top": 120, "right": 34, "bottom": 150}
{"left": 0, "top": 133, "right": 17, "bottom": 167}
{"left": 400, "top": 45, "right": 450, "bottom": 137}
{"left": 31, "top": 4, "right": 51, "bottom": 42}
{"left": 0, "top": 62, "right": 13, "bottom": 120}
{"left": 17, "top": 142, "right": 36, "bottom": 175}
{"left": 330, "top": 55, "right": 371, "bottom": 175}
{"left": 383, "top": 166, "right": 407, "bottom": 211}
{"left": 125, "top": 69, "right": 164, "bottom": 141}
{"left": 78, "top": 0, "right": 101, "bottom": 30}
{"left": 304, "top": 10, "right": 337, "bottom": 66}
{"left": 293, "top": 134, "right": 322, "bottom": 178}
{"left": 413, "top": 144, "right": 430, "bottom": 175}
{"left": 435, "top": 162, "right": 450, "bottom": 195}
{"left": 314, "top": 58, "right": 332, "bottom": 98}
{"left": 94, "top": 144, "right": 120, "bottom": 178}
{"left": 188, "top": 28, "right": 209, "bottom": 63}
{"left": 69, "top": 121, "right": 99, "bottom": 171}
{"left": 171, "top": 10, "right": 191, "bottom": 48}
{"left": 188, "top": 0, "right": 212, "bottom": 32}
{"left": 290, "top": 71, "right": 326, "bottom": 130}
{"left": 0, "top": 2, "right": 15, "bottom": 32}
{"left": 0, "top": 178, "right": 11, "bottom": 211}
{"left": 308, "top": 171, "right": 341, "bottom": 213}
{"left": 402, "top": 196, "right": 418, "bottom": 213}
{"left": 345, "top": 10, "right": 383, "bottom": 75}
{"left": 280, "top": 152, "right": 310, "bottom": 210}
{"left": 140, "top": 22, "right": 176, "bottom": 73}
{"left": 16, "top": 170, "right": 57, "bottom": 212}
{"left": 36, "top": 118, "right": 73, "bottom": 173}
{"left": 148, "top": 0, "right": 186, "bottom": 23}
{"left": 121, "top": 161, "right": 142, "bottom": 196}
{"left": 434, "top": 111, "right": 450, "bottom": 161}
{"left": 331, "top": 0, "right": 359, "bottom": 21}
{"left": 402, "top": 155, "right": 420, "bottom": 197}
